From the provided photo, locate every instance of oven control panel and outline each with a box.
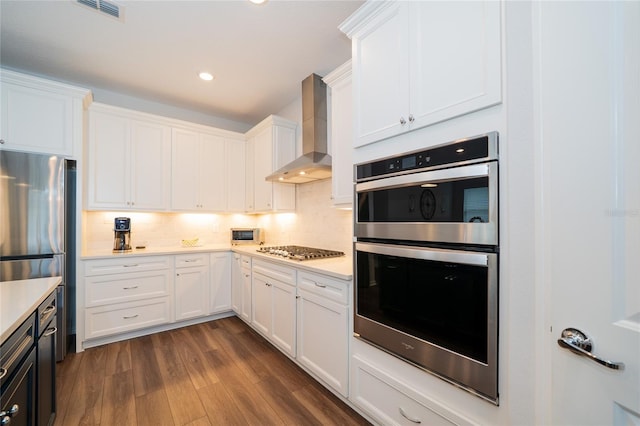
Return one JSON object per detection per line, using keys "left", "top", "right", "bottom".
{"left": 356, "top": 132, "right": 497, "bottom": 181}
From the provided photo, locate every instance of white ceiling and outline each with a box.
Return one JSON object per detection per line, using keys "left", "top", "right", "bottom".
{"left": 0, "top": 0, "right": 362, "bottom": 128}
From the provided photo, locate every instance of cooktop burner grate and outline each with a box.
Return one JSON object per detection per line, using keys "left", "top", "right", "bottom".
{"left": 256, "top": 245, "right": 345, "bottom": 261}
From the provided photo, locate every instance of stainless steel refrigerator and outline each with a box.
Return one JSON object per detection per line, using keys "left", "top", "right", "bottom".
{"left": 0, "top": 150, "right": 75, "bottom": 362}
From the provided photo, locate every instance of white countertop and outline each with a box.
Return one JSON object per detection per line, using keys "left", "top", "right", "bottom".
{"left": 81, "top": 243, "right": 232, "bottom": 259}
{"left": 1, "top": 277, "right": 61, "bottom": 343}
{"left": 82, "top": 244, "right": 353, "bottom": 281}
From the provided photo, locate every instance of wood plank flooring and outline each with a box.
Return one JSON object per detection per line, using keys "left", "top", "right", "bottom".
{"left": 54, "top": 316, "right": 370, "bottom": 426}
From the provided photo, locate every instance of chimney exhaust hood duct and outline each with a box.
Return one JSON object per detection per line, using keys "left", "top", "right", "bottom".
{"left": 266, "top": 74, "right": 331, "bottom": 184}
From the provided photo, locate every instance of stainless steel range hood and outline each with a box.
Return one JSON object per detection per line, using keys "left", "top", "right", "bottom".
{"left": 266, "top": 74, "right": 331, "bottom": 184}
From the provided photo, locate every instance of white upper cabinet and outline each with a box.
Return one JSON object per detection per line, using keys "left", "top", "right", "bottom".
{"left": 87, "top": 104, "right": 171, "bottom": 211}
{"left": 323, "top": 61, "right": 354, "bottom": 207}
{"left": 0, "top": 69, "right": 91, "bottom": 157}
{"left": 245, "top": 115, "right": 297, "bottom": 213}
{"left": 226, "top": 140, "right": 246, "bottom": 213}
{"left": 171, "top": 128, "right": 238, "bottom": 212}
{"left": 341, "top": 1, "right": 502, "bottom": 147}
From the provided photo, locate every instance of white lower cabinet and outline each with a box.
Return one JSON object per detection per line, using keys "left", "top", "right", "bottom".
{"left": 174, "top": 254, "right": 210, "bottom": 321}
{"left": 231, "top": 254, "right": 252, "bottom": 323}
{"left": 210, "top": 252, "right": 231, "bottom": 314}
{"left": 296, "top": 271, "right": 350, "bottom": 397}
{"left": 351, "top": 354, "right": 477, "bottom": 426}
{"left": 85, "top": 298, "right": 172, "bottom": 340}
{"left": 251, "top": 259, "right": 296, "bottom": 357}
{"left": 83, "top": 256, "right": 173, "bottom": 340}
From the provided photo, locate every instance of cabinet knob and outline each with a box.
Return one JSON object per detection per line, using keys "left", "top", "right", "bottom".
{"left": 399, "top": 117, "right": 407, "bottom": 125}
{"left": 0, "top": 405, "right": 19, "bottom": 418}
{"left": 1, "top": 415, "right": 10, "bottom": 425}
{"left": 0, "top": 139, "right": 5, "bottom": 145}
{"left": 408, "top": 114, "right": 415, "bottom": 123}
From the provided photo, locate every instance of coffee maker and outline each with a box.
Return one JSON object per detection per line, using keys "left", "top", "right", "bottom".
{"left": 113, "top": 217, "right": 132, "bottom": 252}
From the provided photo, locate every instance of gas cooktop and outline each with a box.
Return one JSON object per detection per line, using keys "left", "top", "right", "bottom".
{"left": 256, "top": 245, "right": 345, "bottom": 261}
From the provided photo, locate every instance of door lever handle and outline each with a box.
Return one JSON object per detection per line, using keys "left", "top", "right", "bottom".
{"left": 557, "top": 328, "right": 624, "bottom": 370}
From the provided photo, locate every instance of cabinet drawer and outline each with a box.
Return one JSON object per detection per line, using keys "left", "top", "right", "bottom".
{"left": 85, "top": 270, "right": 172, "bottom": 307}
{"left": 240, "top": 255, "right": 252, "bottom": 269}
{"left": 37, "top": 290, "right": 57, "bottom": 335}
{"left": 85, "top": 297, "right": 171, "bottom": 339}
{"left": 298, "top": 271, "right": 349, "bottom": 305}
{"left": 175, "top": 253, "right": 209, "bottom": 268}
{"left": 351, "top": 355, "right": 476, "bottom": 426}
{"left": 253, "top": 259, "right": 296, "bottom": 286}
{"left": 84, "top": 256, "right": 171, "bottom": 276}
{"left": 0, "top": 313, "right": 36, "bottom": 389}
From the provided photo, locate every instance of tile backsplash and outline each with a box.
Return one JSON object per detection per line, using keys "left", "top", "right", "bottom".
{"left": 84, "top": 179, "right": 353, "bottom": 254}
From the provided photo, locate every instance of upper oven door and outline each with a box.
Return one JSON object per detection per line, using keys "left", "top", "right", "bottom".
{"left": 355, "top": 162, "right": 498, "bottom": 246}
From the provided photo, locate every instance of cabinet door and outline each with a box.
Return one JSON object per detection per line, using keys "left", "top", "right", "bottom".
{"left": 271, "top": 279, "right": 296, "bottom": 357}
{"left": 87, "top": 111, "right": 131, "bottom": 209}
{"left": 210, "top": 252, "right": 231, "bottom": 314}
{"left": 199, "top": 134, "right": 227, "bottom": 211}
{"left": 240, "top": 267, "right": 252, "bottom": 323}
{"left": 252, "top": 128, "right": 274, "bottom": 211}
{"left": 244, "top": 137, "right": 255, "bottom": 212}
{"left": 297, "top": 290, "right": 348, "bottom": 397}
{"left": 325, "top": 63, "right": 354, "bottom": 206}
{"left": 130, "top": 121, "right": 171, "bottom": 210}
{"left": 226, "top": 140, "right": 246, "bottom": 212}
{"left": 1, "top": 82, "right": 74, "bottom": 156}
{"left": 175, "top": 266, "right": 210, "bottom": 321}
{"left": 37, "top": 318, "right": 57, "bottom": 426}
{"left": 251, "top": 272, "right": 271, "bottom": 336}
{"left": 352, "top": 2, "right": 409, "bottom": 147}
{"left": 408, "top": 1, "right": 502, "bottom": 130}
{"left": 0, "top": 348, "right": 36, "bottom": 426}
{"left": 171, "top": 128, "right": 200, "bottom": 210}
{"left": 231, "top": 254, "right": 242, "bottom": 315}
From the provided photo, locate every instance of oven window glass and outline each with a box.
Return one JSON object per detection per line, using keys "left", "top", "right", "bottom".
{"left": 357, "top": 177, "right": 489, "bottom": 223}
{"left": 356, "top": 250, "right": 488, "bottom": 363}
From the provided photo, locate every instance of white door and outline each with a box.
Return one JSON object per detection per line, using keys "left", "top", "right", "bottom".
{"left": 539, "top": 2, "right": 640, "bottom": 424}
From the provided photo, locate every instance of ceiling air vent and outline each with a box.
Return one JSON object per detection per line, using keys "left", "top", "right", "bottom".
{"left": 77, "top": 0, "right": 122, "bottom": 20}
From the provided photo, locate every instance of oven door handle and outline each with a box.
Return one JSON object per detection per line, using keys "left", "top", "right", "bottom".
{"left": 356, "top": 163, "right": 493, "bottom": 192}
{"left": 355, "top": 242, "right": 492, "bottom": 267}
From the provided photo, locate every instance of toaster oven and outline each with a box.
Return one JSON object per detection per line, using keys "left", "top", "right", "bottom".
{"left": 231, "top": 228, "right": 264, "bottom": 245}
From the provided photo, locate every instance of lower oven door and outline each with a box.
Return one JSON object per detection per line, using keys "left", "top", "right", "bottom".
{"left": 354, "top": 241, "right": 499, "bottom": 403}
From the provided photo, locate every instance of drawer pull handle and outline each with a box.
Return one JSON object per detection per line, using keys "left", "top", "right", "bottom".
{"left": 123, "top": 314, "right": 139, "bottom": 319}
{"left": 123, "top": 264, "right": 139, "bottom": 268}
{"left": 43, "top": 327, "right": 57, "bottom": 337}
{"left": 314, "top": 282, "right": 327, "bottom": 288}
{"left": 40, "top": 305, "right": 56, "bottom": 321}
{"left": 2, "top": 335, "right": 33, "bottom": 376}
{"left": 399, "top": 407, "right": 421, "bottom": 424}
{"left": 0, "top": 368, "right": 6, "bottom": 380}
{"left": 123, "top": 286, "right": 139, "bottom": 290}
{"left": 184, "top": 259, "right": 198, "bottom": 263}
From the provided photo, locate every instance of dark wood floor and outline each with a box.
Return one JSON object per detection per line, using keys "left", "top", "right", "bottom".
{"left": 54, "top": 316, "right": 370, "bottom": 426}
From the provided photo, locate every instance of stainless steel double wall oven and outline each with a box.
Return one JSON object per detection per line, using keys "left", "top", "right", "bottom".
{"left": 354, "top": 132, "right": 499, "bottom": 403}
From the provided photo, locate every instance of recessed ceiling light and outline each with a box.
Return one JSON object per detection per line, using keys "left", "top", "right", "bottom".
{"left": 249, "top": 0, "right": 267, "bottom": 4}
{"left": 299, "top": 171, "right": 306, "bottom": 175}
{"left": 199, "top": 72, "right": 214, "bottom": 81}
